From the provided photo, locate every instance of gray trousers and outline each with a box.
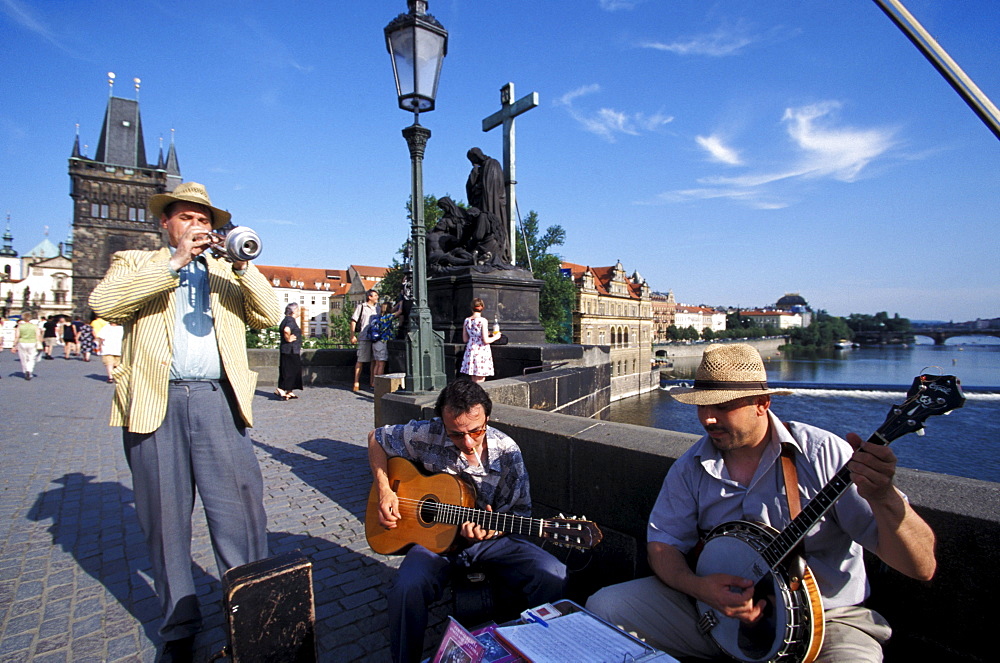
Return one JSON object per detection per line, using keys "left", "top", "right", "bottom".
{"left": 586, "top": 576, "right": 891, "bottom": 662}
{"left": 123, "top": 380, "right": 268, "bottom": 641}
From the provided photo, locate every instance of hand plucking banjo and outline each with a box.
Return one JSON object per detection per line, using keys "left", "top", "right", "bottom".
{"left": 693, "top": 374, "right": 964, "bottom": 663}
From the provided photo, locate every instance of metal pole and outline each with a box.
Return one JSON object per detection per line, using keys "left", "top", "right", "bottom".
{"left": 402, "top": 118, "right": 447, "bottom": 392}
{"left": 872, "top": 0, "right": 1000, "bottom": 141}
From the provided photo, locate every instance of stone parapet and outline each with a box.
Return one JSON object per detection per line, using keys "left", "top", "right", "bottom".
{"left": 377, "top": 392, "right": 1000, "bottom": 662}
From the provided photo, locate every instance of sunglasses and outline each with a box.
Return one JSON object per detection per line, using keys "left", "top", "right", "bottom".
{"left": 445, "top": 426, "right": 488, "bottom": 442}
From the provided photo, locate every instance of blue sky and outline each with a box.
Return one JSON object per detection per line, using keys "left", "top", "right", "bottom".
{"left": 2, "top": 0, "right": 997, "bottom": 322}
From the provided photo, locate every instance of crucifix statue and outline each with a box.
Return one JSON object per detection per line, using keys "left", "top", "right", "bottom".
{"left": 481, "top": 82, "right": 538, "bottom": 266}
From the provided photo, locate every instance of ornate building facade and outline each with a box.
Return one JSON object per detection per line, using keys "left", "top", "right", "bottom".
{"left": 650, "top": 290, "right": 676, "bottom": 342}
{"left": 562, "top": 260, "right": 656, "bottom": 400}
{"left": 0, "top": 223, "right": 74, "bottom": 320}
{"left": 69, "top": 80, "right": 181, "bottom": 315}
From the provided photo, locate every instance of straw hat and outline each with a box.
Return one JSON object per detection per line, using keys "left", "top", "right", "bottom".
{"left": 669, "top": 343, "right": 792, "bottom": 406}
{"left": 148, "top": 182, "right": 231, "bottom": 229}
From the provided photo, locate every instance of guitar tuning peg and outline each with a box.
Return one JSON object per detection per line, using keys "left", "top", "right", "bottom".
{"left": 915, "top": 428, "right": 925, "bottom": 436}
{"left": 581, "top": 515, "right": 586, "bottom": 520}
{"left": 558, "top": 512, "right": 565, "bottom": 518}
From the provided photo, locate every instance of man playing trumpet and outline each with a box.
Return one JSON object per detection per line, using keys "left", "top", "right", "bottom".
{"left": 90, "top": 181, "right": 281, "bottom": 662}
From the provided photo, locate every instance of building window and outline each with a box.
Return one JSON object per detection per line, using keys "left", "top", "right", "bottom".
{"left": 129, "top": 207, "right": 137, "bottom": 221}
{"left": 91, "top": 203, "right": 99, "bottom": 217}
{"left": 100, "top": 204, "right": 109, "bottom": 218}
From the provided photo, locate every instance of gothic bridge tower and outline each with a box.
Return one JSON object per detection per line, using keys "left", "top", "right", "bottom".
{"left": 69, "top": 74, "right": 182, "bottom": 315}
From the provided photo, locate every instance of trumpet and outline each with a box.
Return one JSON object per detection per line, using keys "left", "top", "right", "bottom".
{"left": 209, "top": 223, "right": 262, "bottom": 262}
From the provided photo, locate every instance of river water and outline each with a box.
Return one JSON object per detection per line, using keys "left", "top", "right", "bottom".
{"left": 608, "top": 339, "right": 1000, "bottom": 483}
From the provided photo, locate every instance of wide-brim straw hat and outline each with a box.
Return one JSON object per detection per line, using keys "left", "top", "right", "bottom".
{"left": 669, "top": 343, "right": 793, "bottom": 406}
{"left": 148, "top": 182, "right": 231, "bottom": 229}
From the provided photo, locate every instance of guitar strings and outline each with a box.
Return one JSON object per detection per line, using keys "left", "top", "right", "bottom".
{"left": 389, "top": 496, "right": 543, "bottom": 535}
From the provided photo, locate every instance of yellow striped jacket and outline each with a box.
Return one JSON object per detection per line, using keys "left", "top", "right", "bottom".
{"left": 89, "top": 248, "right": 282, "bottom": 434}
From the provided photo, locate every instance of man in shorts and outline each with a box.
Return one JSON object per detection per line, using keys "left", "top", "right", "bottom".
{"left": 96, "top": 320, "right": 124, "bottom": 383}
{"left": 350, "top": 288, "right": 379, "bottom": 392}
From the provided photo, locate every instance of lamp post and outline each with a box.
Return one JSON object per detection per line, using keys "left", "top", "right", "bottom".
{"left": 385, "top": 0, "right": 448, "bottom": 392}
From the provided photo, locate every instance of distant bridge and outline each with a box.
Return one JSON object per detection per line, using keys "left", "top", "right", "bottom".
{"left": 909, "top": 328, "right": 1000, "bottom": 345}
{"left": 856, "top": 328, "right": 1000, "bottom": 346}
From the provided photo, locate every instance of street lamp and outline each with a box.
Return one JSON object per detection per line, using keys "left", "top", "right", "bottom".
{"left": 385, "top": 0, "right": 448, "bottom": 392}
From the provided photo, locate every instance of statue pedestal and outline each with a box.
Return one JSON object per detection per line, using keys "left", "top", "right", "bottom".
{"left": 428, "top": 268, "right": 545, "bottom": 345}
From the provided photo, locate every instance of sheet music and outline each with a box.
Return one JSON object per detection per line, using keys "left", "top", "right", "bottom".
{"left": 495, "top": 611, "right": 655, "bottom": 663}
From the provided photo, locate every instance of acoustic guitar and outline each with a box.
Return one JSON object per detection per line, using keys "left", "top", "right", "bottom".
{"left": 693, "top": 373, "right": 964, "bottom": 663}
{"left": 365, "top": 456, "right": 603, "bottom": 555}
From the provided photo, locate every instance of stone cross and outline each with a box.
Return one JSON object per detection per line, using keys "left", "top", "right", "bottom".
{"left": 482, "top": 82, "right": 538, "bottom": 266}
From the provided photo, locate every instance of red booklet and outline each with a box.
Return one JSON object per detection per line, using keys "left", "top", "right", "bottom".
{"left": 433, "top": 617, "right": 486, "bottom": 663}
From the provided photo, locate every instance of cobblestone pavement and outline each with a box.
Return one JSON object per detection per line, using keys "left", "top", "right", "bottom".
{"left": 0, "top": 354, "right": 451, "bottom": 662}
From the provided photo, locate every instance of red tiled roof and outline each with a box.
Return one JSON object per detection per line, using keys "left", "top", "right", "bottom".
{"left": 257, "top": 265, "right": 348, "bottom": 291}
{"left": 561, "top": 261, "right": 642, "bottom": 299}
{"left": 350, "top": 265, "right": 389, "bottom": 279}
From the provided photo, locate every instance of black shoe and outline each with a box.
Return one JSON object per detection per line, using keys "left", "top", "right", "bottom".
{"left": 25, "top": 374, "right": 32, "bottom": 381}
{"left": 158, "top": 635, "right": 196, "bottom": 663}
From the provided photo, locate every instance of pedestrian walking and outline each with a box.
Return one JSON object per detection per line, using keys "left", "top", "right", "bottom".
{"left": 41, "top": 315, "right": 58, "bottom": 359}
{"left": 96, "top": 321, "right": 123, "bottom": 383}
{"left": 275, "top": 302, "right": 303, "bottom": 401}
{"left": 76, "top": 315, "right": 96, "bottom": 362}
{"left": 61, "top": 315, "right": 79, "bottom": 358}
{"left": 369, "top": 302, "right": 396, "bottom": 387}
{"left": 350, "top": 289, "right": 379, "bottom": 392}
{"left": 11, "top": 312, "right": 41, "bottom": 380}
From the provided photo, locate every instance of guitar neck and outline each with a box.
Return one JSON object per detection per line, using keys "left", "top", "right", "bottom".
{"left": 427, "top": 502, "right": 545, "bottom": 538}
{"left": 764, "top": 430, "right": 888, "bottom": 569}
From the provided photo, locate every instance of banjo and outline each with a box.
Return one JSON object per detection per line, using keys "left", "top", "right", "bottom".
{"left": 694, "top": 373, "right": 964, "bottom": 663}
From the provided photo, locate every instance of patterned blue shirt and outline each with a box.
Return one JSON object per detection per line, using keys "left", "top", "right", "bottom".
{"left": 374, "top": 418, "right": 532, "bottom": 518}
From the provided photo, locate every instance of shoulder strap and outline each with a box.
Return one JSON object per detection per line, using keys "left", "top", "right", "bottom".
{"left": 780, "top": 427, "right": 802, "bottom": 519}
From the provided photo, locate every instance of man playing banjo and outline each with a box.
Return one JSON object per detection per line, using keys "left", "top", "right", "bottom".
{"left": 587, "top": 343, "right": 936, "bottom": 662}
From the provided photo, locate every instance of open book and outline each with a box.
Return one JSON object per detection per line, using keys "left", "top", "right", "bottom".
{"left": 494, "top": 602, "right": 678, "bottom": 663}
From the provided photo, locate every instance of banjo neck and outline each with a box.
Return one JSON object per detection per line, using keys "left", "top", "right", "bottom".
{"left": 762, "top": 371, "right": 966, "bottom": 572}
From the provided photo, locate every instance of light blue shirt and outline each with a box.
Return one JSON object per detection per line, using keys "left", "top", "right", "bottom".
{"left": 168, "top": 251, "right": 221, "bottom": 380}
{"left": 647, "top": 410, "right": 884, "bottom": 609}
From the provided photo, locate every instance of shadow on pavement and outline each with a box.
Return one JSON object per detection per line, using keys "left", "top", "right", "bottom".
{"left": 253, "top": 438, "right": 371, "bottom": 524}
{"left": 27, "top": 473, "right": 175, "bottom": 644}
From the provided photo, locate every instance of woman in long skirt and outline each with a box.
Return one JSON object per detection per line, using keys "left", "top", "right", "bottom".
{"left": 276, "top": 303, "right": 303, "bottom": 400}
{"left": 76, "top": 315, "right": 96, "bottom": 362}
{"left": 460, "top": 298, "right": 500, "bottom": 383}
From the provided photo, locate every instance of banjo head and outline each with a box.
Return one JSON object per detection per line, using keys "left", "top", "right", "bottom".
{"left": 694, "top": 521, "right": 814, "bottom": 662}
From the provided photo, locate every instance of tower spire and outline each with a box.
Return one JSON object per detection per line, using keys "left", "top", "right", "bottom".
{"left": 0, "top": 212, "right": 17, "bottom": 258}
{"left": 71, "top": 122, "right": 82, "bottom": 158}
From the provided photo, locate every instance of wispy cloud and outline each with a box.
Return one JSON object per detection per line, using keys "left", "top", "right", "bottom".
{"left": 240, "top": 16, "right": 314, "bottom": 73}
{"left": 639, "top": 21, "right": 796, "bottom": 57}
{"left": 599, "top": 0, "right": 641, "bottom": 10}
{"left": 555, "top": 84, "right": 673, "bottom": 142}
{"left": 2, "top": 0, "right": 77, "bottom": 56}
{"left": 696, "top": 134, "right": 742, "bottom": 166}
{"left": 663, "top": 102, "right": 898, "bottom": 209}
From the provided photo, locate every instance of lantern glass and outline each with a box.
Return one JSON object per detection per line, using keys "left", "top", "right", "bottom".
{"left": 386, "top": 12, "right": 447, "bottom": 112}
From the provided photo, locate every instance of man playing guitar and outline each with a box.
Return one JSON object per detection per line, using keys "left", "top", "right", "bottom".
{"left": 587, "top": 344, "right": 937, "bottom": 663}
{"left": 368, "top": 379, "right": 567, "bottom": 663}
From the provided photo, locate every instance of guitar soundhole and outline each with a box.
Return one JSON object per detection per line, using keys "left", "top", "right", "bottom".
{"left": 418, "top": 497, "right": 439, "bottom": 527}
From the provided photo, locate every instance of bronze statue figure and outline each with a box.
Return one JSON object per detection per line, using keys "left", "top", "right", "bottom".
{"left": 426, "top": 196, "right": 513, "bottom": 275}
{"left": 465, "top": 148, "right": 510, "bottom": 265}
